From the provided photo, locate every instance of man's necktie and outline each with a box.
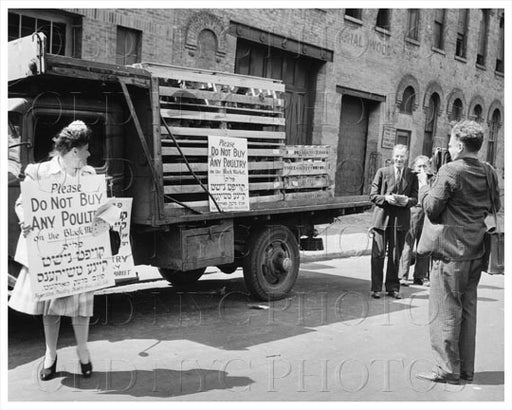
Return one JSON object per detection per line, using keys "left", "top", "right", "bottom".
{"left": 396, "top": 169, "right": 403, "bottom": 193}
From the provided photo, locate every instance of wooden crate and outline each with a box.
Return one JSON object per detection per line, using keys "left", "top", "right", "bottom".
{"left": 280, "top": 145, "right": 335, "bottom": 200}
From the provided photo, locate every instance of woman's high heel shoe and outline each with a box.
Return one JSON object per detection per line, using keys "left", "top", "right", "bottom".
{"left": 40, "top": 355, "right": 57, "bottom": 381}
{"left": 80, "top": 361, "right": 93, "bottom": 378}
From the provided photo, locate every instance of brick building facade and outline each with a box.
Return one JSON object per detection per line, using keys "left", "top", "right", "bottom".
{"left": 8, "top": 8, "right": 505, "bottom": 194}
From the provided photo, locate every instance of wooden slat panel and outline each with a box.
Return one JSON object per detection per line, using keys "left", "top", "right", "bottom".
{"left": 163, "top": 139, "right": 282, "bottom": 147}
{"left": 163, "top": 173, "right": 282, "bottom": 182}
{"left": 283, "top": 175, "right": 331, "bottom": 189}
{"left": 140, "top": 63, "right": 285, "bottom": 92}
{"left": 282, "top": 160, "right": 328, "bottom": 176}
{"left": 281, "top": 145, "right": 333, "bottom": 158}
{"left": 160, "top": 109, "right": 285, "bottom": 126}
{"left": 162, "top": 160, "right": 283, "bottom": 173}
{"left": 161, "top": 127, "right": 285, "bottom": 140}
{"left": 162, "top": 147, "right": 282, "bottom": 157}
{"left": 160, "top": 101, "right": 282, "bottom": 116}
{"left": 163, "top": 194, "right": 284, "bottom": 210}
{"left": 159, "top": 86, "right": 284, "bottom": 107}
{"left": 164, "top": 181, "right": 283, "bottom": 194}
{"left": 284, "top": 190, "right": 334, "bottom": 202}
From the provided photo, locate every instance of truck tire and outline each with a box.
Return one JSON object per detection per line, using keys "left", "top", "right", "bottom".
{"left": 242, "top": 225, "right": 300, "bottom": 301}
{"left": 158, "top": 268, "right": 206, "bottom": 287}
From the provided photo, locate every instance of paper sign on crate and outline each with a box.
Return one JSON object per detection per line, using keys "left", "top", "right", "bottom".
{"left": 208, "top": 135, "right": 249, "bottom": 212}
{"left": 20, "top": 174, "right": 116, "bottom": 301}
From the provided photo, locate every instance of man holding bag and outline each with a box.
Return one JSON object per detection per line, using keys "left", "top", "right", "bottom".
{"left": 416, "top": 120, "right": 501, "bottom": 384}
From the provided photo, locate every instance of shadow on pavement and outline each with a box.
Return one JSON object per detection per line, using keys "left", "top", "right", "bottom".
{"left": 8, "top": 266, "right": 502, "bottom": 370}
{"left": 472, "top": 371, "right": 504, "bottom": 386}
{"left": 29, "top": 368, "right": 253, "bottom": 399}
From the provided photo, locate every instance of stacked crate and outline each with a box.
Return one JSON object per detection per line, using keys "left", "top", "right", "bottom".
{"left": 281, "top": 145, "right": 335, "bottom": 201}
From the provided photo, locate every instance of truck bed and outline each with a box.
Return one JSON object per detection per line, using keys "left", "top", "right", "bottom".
{"left": 161, "top": 194, "right": 371, "bottom": 225}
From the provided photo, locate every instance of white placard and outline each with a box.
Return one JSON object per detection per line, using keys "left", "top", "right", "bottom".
{"left": 20, "top": 174, "right": 115, "bottom": 301}
{"left": 208, "top": 135, "right": 249, "bottom": 212}
{"left": 109, "top": 198, "right": 136, "bottom": 281}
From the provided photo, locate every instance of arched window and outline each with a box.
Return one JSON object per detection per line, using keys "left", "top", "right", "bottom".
{"left": 376, "top": 9, "right": 391, "bottom": 31}
{"left": 196, "top": 29, "right": 218, "bottom": 69}
{"left": 423, "top": 92, "right": 440, "bottom": 155}
{"left": 487, "top": 109, "right": 501, "bottom": 165}
{"left": 450, "top": 98, "right": 463, "bottom": 122}
{"left": 472, "top": 104, "right": 483, "bottom": 123}
{"left": 400, "top": 86, "right": 416, "bottom": 114}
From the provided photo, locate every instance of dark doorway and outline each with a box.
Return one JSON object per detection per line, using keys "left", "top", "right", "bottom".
{"left": 335, "top": 95, "right": 372, "bottom": 196}
{"left": 235, "top": 38, "right": 320, "bottom": 145}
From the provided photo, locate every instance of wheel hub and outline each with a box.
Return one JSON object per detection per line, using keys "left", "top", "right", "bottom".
{"left": 262, "top": 242, "right": 293, "bottom": 285}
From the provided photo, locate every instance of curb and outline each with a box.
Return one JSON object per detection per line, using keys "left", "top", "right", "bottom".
{"left": 301, "top": 249, "right": 372, "bottom": 263}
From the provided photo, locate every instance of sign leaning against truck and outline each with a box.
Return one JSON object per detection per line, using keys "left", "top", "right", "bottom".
{"left": 208, "top": 135, "right": 249, "bottom": 212}
{"left": 19, "top": 174, "right": 115, "bottom": 301}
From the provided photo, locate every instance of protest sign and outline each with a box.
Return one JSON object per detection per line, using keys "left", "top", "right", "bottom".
{"left": 108, "top": 198, "right": 136, "bottom": 282}
{"left": 208, "top": 135, "right": 249, "bottom": 212}
{"left": 20, "top": 174, "right": 115, "bottom": 301}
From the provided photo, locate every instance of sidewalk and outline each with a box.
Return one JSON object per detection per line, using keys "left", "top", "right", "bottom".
{"left": 300, "top": 207, "right": 505, "bottom": 263}
{"left": 301, "top": 209, "right": 374, "bottom": 263}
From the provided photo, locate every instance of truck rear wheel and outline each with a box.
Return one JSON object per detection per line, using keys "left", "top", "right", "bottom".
{"left": 242, "top": 225, "right": 300, "bottom": 301}
{"left": 158, "top": 268, "right": 206, "bottom": 287}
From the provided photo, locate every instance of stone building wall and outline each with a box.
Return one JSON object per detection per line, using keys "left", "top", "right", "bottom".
{"left": 63, "top": 8, "right": 505, "bottom": 189}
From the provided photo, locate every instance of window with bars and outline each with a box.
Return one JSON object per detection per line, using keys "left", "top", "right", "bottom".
{"left": 116, "top": 26, "right": 142, "bottom": 65}
{"left": 376, "top": 9, "right": 391, "bottom": 31}
{"left": 450, "top": 99, "right": 464, "bottom": 122}
{"left": 423, "top": 93, "right": 440, "bottom": 156}
{"left": 455, "top": 9, "right": 468, "bottom": 58}
{"left": 477, "top": 10, "right": 490, "bottom": 66}
{"left": 487, "top": 109, "right": 501, "bottom": 165}
{"left": 433, "top": 9, "right": 445, "bottom": 50}
{"left": 496, "top": 13, "right": 504, "bottom": 72}
{"left": 8, "top": 11, "right": 69, "bottom": 55}
{"left": 345, "top": 9, "right": 362, "bottom": 20}
{"left": 399, "top": 86, "right": 416, "bottom": 114}
{"left": 472, "top": 104, "right": 483, "bottom": 123}
{"left": 406, "top": 9, "right": 420, "bottom": 40}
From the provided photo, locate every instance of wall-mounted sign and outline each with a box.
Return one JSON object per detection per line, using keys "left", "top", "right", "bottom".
{"left": 381, "top": 125, "right": 397, "bottom": 149}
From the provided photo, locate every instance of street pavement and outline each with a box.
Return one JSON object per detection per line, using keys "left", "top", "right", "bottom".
{"left": 6, "top": 207, "right": 506, "bottom": 404}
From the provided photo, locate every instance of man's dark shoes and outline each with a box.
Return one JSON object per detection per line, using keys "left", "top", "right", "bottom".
{"left": 416, "top": 371, "right": 460, "bottom": 385}
{"left": 371, "top": 291, "right": 381, "bottom": 299}
{"left": 40, "top": 355, "right": 57, "bottom": 381}
{"left": 387, "top": 291, "right": 402, "bottom": 299}
{"left": 460, "top": 372, "right": 474, "bottom": 382}
{"left": 413, "top": 279, "right": 424, "bottom": 286}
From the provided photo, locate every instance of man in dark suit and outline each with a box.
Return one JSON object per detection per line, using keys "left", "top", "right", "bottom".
{"left": 369, "top": 144, "right": 418, "bottom": 299}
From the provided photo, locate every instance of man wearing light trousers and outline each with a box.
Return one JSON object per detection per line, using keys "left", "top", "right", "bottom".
{"left": 415, "top": 120, "right": 501, "bottom": 384}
